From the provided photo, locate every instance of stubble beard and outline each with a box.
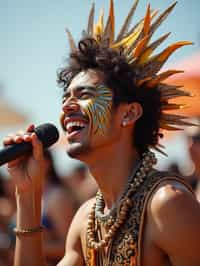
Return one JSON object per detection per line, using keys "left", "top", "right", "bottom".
{"left": 66, "top": 139, "right": 92, "bottom": 160}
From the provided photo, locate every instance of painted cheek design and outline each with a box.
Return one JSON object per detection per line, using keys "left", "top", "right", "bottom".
{"left": 80, "top": 85, "right": 112, "bottom": 136}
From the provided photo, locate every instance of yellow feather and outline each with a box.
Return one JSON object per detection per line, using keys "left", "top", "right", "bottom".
{"left": 124, "top": 8, "right": 159, "bottom": 56}
{"left": 138, "top": 48, "right": 153, "bottom": 64}
{"left": 94, "top": 8, "right": 104, "bottom": 36}
{"left": 138, "top": 32, "right": 171, "bottom": 64}
{"left": 116, "top": 0, "right": 139, "bottom": 42}
{"left": 112, "top": 22, "right": 143, "bottom": 49}
{"left": 133, "top": 35, "right": 150, "bottom": 58}
{"left": 117, "top": 8, "right": 158, "bottom": 52}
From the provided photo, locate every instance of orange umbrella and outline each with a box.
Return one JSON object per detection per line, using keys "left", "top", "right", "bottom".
{"left": 166, "top": 52, "right": 200, "bottom": 117}
{"left": 160, "top": 52, "right": 200, "bottom": 139}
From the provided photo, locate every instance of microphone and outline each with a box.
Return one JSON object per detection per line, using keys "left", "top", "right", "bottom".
{"left": 0, "top": 123, "right": 59, "bottom": 166}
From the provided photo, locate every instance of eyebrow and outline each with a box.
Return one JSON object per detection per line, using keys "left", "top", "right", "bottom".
{"left": 63, "top": 85, "right": 97, "bottom": 97}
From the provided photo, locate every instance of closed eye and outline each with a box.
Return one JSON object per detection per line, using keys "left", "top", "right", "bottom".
{"left": 79, "top": 92, "right": 94, "bottom": 99}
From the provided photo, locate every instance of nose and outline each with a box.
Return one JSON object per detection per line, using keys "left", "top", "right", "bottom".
{"left": 62, "top": 97, "right": 80, "bottom": 114}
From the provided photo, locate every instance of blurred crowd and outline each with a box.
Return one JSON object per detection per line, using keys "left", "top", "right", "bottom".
{"left": 0, "top": 149, "right": 97, "bottom": 266}
{"left": 0, "top": 123, "right": 200, "bottom": 266}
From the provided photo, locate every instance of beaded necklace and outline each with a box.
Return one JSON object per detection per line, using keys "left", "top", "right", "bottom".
{"left": 86, "top": 151, "right": 157, "bottom": 251}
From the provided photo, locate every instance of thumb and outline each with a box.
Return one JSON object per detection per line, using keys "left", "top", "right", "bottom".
{"left": 31, "top": 133, "right": 44, "bottom": 161}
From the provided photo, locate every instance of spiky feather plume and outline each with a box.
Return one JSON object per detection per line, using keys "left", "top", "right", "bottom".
{"left": 66, "top": 0, "right": 195, "bottom": 147}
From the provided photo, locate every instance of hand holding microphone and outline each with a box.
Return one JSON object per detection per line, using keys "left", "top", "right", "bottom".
{"left": 2, "top": 123, "right": 59, "bottom": 193}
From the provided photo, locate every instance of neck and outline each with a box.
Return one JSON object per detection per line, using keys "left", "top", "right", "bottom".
{"left": 83, "top": 142, "right": 140, "bottom": 209}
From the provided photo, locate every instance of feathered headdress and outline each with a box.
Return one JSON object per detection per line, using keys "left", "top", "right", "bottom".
{"left": 66, "top": 0, "right": 195, "bottom": 152}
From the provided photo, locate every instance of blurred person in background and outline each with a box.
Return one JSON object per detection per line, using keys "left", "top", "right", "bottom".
{"left": 0, "top": 171, "right": 15, "bottom": 266}
{"left": 188, "top": 131, "right": 200, "bottom": 201}
{"left": 3, "top": 1, "right": 200, "bottom": 266}
{"left": 167, "top": 162, "right": 182, "bottom": 176}
{"left": 40, "top": 150, "right": 79, "bottom": 265}
{"left": 64, "top": 162, "right": 97, "bottom": 205}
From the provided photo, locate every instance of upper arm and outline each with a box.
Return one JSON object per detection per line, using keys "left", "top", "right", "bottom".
{"left": 150, "top": 180, "right": 200, "bottom": 266}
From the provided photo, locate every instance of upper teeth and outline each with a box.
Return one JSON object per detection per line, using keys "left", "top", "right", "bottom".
{"left": 66, "top": 121, "right": 85, "bottom": 131}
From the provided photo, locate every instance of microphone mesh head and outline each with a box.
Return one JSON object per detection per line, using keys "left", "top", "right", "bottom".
{"left": 35, "top": 123, "right": 59, "bottom": 148}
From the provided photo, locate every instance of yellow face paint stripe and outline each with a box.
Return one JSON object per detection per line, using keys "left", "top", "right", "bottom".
{"left": 79, "top": 85, "right": 112, "bottom": 136}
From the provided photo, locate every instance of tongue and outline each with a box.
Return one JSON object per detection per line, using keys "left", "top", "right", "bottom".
{"left": 72, "top": 125, "right": 84, "bottom": 132}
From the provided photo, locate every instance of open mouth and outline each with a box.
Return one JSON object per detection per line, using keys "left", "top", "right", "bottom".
{"left": 65, "top": 121, "right": 87, "bottom": 135}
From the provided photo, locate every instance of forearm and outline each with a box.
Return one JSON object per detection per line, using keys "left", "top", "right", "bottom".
{"left": 15, "top": 233, "right": 45, "bottom": 266}
{"left": 14, "top": 188, "right": 46, "bottom": 266}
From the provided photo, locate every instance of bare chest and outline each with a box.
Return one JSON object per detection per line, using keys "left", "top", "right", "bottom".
{"left": 81, "top": 171, "right": 177, "bottom": 265}
{"left": 141, "top": 225, "right": 172, "bottom": 266}
{"left": 81, "top": 220, "right": 171, "bottom": 266}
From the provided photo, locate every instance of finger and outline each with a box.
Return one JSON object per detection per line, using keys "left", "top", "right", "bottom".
{"left": 3, "top": 137, "right": 15, "bottom": 146}
{"left": 11, "top": 132, "right": 31, "bottom": 144}
{"left": 7, "top": 155, "right": 26, "bottom": 168}
{"left": 23, "top": 133, "right": 32, "bottom": 142}
{"left": 3, "top": 130, "right": 27, "bottom": 145}
{"left": 14, "top": 135, "right": 25, "bottom": 144}
{"left": 14, "top": 134, "right": 32, "bottom": 143}
{"left": 26, "top": 124, "right": 35, "bottom": 133}
{"left": 3, "top": 133, "right": 20, "bottom": 145}
{"left": 31, "top": 133, "right": 43, "bottom": 160}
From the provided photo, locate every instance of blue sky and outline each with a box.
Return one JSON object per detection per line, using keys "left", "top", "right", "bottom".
{"left": 0, "top": 0, "right": 200, "bottom": 173}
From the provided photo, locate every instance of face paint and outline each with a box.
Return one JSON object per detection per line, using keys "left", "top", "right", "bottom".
{"left": 80, "top": 85, "right": 112, "bottom": 136}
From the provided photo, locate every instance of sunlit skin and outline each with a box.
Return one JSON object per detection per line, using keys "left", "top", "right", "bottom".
{"left": 4, "top": 68, "right": 200, "bottom": 266}
{"left": 61, "top": 69, "right": 123, "bottom": 161}
{"left": 60, "top": 68, "right": 145, "bottom": 213}
{"left": 62, "top": 79, "right": 112, "bottom": 137}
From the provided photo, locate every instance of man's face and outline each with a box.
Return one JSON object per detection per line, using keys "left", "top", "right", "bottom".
{"left": 61, "top": 69, "right": 121, "bottom": 159}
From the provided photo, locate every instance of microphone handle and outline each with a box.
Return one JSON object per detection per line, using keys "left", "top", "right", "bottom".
{"left": 0, "top": 142, "right": 32, "bottom": 166}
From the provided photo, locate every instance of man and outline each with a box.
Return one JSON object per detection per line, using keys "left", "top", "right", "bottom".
{"left": 4, "top": 1, "right": 200, "bottom": 266}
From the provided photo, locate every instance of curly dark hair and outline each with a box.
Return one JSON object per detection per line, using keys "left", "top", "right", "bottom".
{"left": 57, "top": 38, "right": 162, "bottom": 155}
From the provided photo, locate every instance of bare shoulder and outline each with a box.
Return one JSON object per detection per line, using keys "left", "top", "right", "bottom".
{"left": 76, "top": 197, "right": 96, "bottom": 219}
{"left": 57, "top": 197, "right": 95, "bottom": 266}
{"left": 147, "top": 178, "right": 200, "bottom": 265}
{"left": 149, "top": 178, "right": 199, "bottom": 218}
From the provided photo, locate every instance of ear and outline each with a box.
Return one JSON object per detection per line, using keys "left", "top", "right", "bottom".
{"left": 121, "top": 102, "right": 143, "bottom": 127}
